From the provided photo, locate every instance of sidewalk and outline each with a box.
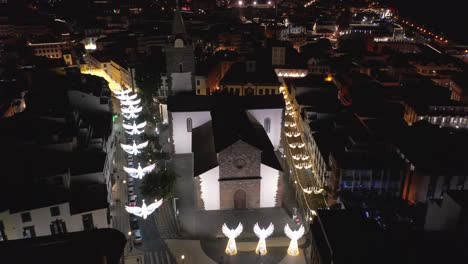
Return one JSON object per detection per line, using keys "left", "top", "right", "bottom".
{"left": 166, "top": 238, "right": 307, "bottom": 264}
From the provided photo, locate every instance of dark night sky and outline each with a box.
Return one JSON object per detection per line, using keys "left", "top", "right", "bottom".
{"left": 385, "top": 0, "right": 468, "bottom": 44}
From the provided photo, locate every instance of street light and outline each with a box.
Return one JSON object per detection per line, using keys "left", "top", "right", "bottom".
{"left": 181, "top": 255, "right": 185, "bottom": 263}
{"left": 238, "top": 0, "right": 243, "bottom": 6}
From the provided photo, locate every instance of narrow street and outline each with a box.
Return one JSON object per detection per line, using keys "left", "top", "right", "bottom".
{"left": 111, "top": 96, "right": 178, "bottom": 264}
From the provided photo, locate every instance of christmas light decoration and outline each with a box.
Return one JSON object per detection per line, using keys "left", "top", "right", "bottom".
{"left": 113, "top": 89, "right": 131, "bottom": 96}
{"left": 116, "top": 93, "right": 138, "bottom": 101}
{"left": 253, "top": 223, "right": 274, "bottom": 256}
{"left": 284, "top": 224, "right": 305, "bottom": 256}
{"left": 122, "top": 112, "right": 140, "bottom": 119}
{"left": 121, "top": 105, "right": 143, "bottom": 115}
{"left": 122, "top": 121, "right": 147, "bottom": 135}
{"left": 125, "top": 199, "right": 163, "bottom": 219}
{"left": 120, "top": 98, "right": 141, "bottom": 106}
{"left": 123, "top": 163, "right": 156, "bottom": 179}
{"left": 120, "top": 140, "right": 148, "bottom": 155}
{"left": 222, "top": 223, "right": 243, "bottom": 256}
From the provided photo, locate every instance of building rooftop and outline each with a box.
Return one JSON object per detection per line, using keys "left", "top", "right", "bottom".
{"left": 167, "top": 94, "right": 285, "bottom": 112}
{"left": 0, "top": 229, "right": 126, "bottom": 264}
{"left": 220, "top": 61, "right": 280, "bottom": 86}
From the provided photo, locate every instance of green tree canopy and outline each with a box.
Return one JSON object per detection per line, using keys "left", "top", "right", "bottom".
{"left": 140, "top": 166, "right": 176, "bottom": 200}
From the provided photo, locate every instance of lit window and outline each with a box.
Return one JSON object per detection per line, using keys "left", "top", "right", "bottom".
{"left": 264, "top": 118, "right": 271, "bottom": 133}
{"left": 187, "top": 118, "right": 192, "bottom": 132}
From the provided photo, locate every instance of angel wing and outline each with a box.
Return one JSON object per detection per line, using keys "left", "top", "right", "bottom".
{"left": 142, "top": 163, "right": 156, "bottom": 173}
{"left": 233, "top": 222, "right": 243, "bottom": 237}
{"left": 136, "top": 121, "right": 147, "bottom": 129}
{"left": 125, "top": 205, "right": 143, "bottom": 217}
{"left": 122, "top": 122, "right": 135, "bottom": 130}
{"left": 121, "top": 98, "right": 141, "bottom": 106}
{"left": 120, "top": 143, "right": 133, "bottom": 152}
{"left": 145, "top": 199, "right": 163, "bottom": 214}
{"left": 265, "top": 223, "right": 274, "bottom": 237}
{"left": 284, "top": 224, "right": 305, "bottom": 240}
{"left": 253, "top": 223, "right": 261, "bottom": 236}
{"left": 136, "top": 141, "right": 148, "bottom": 149}
{"left": 123, "top": 166, "right": 138, "bottom": 175}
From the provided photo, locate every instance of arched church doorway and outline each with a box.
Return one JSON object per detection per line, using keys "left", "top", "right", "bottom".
{"left": 234, "top": 189, "right": 246, "bottom": 209}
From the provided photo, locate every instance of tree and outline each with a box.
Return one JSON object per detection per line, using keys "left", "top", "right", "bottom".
{"left": 140, "top": 166, "right": 176, "bottom": 200}
{"left": 135, "top": 49, "right": 164, "bottom": 105}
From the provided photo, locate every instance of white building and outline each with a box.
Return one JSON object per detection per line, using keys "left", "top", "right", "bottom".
{"left": 29, "top": 41, "right": 72, "bottom": 59}
{"left": 168, "top": 95, "right": 284, "bottom": 210}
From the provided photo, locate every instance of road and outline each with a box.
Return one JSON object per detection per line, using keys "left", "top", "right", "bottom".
{"left": 111, "top": 96, "right": 178, "bottom": 264}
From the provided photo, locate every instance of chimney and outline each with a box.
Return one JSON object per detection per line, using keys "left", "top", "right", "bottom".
{"left": 246, "top": 60, "right": 256, "bottom": 73}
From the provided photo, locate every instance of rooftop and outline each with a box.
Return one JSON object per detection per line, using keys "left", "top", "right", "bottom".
{"left": 220, "top": 61, "right": 280, "bottom": 86}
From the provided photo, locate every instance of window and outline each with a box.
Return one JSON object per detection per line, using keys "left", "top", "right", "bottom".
{"left": 259, "top": 89, "right": 263, "bottom": 95}
{"left": 186, "top": 118, "right": 192, "bottom": 132}
{"left": 0, "top": 220, "right": 6, "bottom": 241}
{"left": 21, "top": 212, "right": 32, "bottom": 223}
{"left": 50, "top": 206, "right": 60, "bottom": 217}
{"left": 23, "top": 226, "right": 36, "bottom": 238}
{"left": 82, "top": 214, "right": 94, "bottom": 231}
{"left": 265, "top": 89, "right": 270, "bottom": 95}
{"left": 196, "top": 80, "right": 200, "bottom": 86}
{"left": 179, "top": 63, "right": 183, "bottom": 73}
{"left": 50, "top": 219, "right": 67, "bottom": 235}
{"left": 196, "top": 89, "right": 200, "bottom": 94}
{"left": 264, "top": 118, "right": 271, "bottom": 133}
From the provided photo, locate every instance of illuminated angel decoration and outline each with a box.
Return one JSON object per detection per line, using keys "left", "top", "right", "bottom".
{"left": 122, "top": 121, "right": 146, "bottom": 135}
{"left": 120, "top": 98, "right": 141, "bottom": 106}
{"left": 121, "top": 104, "right": 143, "bottom": 115}
{"left": 113, "top": 89, "right": 131, "bottom": 96}
{"left": 253, "top": 223, "right": 274, "bottom": 256}
{"left": 303, "top": 186, "right": 324, "bottom": 195}
{"left": 284, "top": 224, "right": 305, "bottom": 256}
{"left": 123, "top": 163, "right": 156, "bottom": 179}
{"left": 222, "top": 223, "right": 243, "bottom": 256}
{"left": 120, "top": 140, "right": 148, "bottom": 155}
{"left": 122, "top": 112, "right": 140, "bottom": 119}
{"left": 125, "top": 199, "right": 163, "bottom": 219}
{"left": 116, "top": 93, "right": 138, "bottom": 101}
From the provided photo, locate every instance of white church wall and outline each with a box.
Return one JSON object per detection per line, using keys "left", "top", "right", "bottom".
{"left": 171, "top": 111, "right": 211, "bottom": 154}
{"left": 248, "top": 108, "right": 283, "bottom": 149}
{"left": 171, "top": 72, "right": 193, "bottom": 93}
{"left": 260, "top": 164, "right": 280, "bottom": 207}
{"left": 199, "top": 167, "right": 220, "bottom": 210}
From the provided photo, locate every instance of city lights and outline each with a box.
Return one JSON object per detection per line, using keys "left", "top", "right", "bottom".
{"left": 253, "top": 223, "right": 274, "bottom": 256}
{"left": 284, "top": 224, "right": 305, "bottom": 256}
{"left": 222, "top": 223, "right": 243, "bottom": 256}
{"left": 125, "top": 199, "right": 163, "bottom": 219}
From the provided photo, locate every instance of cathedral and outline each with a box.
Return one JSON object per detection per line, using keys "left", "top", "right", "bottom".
{"left": 168, "top": 95, "right": 284, "bottom": 210}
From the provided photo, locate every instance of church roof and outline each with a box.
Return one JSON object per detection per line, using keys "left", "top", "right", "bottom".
{"left": 172, "top": 9, "right": 187, "bottom": 36}
{"left": 190, "top": 98, "right": 283, "bottom": 176}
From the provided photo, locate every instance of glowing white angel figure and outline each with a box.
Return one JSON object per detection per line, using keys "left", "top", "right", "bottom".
{"left": 122, "top": 121, "right": 146, "bottom": 135}
{"left": 222, "top": 223, "right": 243, "bottom": 256}
{"left": 120, "top": 140, "right": 148, "bottom": 155}
{"left": 123, "top": 162, "right": 156, "bottom": 179}
{"left": 122, "top": 112, "right": 140, "bottom": 119}
{"left": 114, "top": 88, "right": 131, "bottom": 96}
{"left": 116, "top": 93, "right": 138, "bottom": 101}
{"left": 121, "top": 104, "right": 143, "bottom": 115}
{"left": 120, "top": 98, "right": 141, "bottom": 106}
{"left": 284, "top": 224, "right": 305, "bottom": 256}
{"left": 125, "top": 199, "right": 163, "bottom": 219}
{"left": 253, "top": 222, "right": 274, "bottom": 256}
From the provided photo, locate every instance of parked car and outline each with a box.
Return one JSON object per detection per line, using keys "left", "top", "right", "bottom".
{"left": 128, "top": 195, "right": 137, "bottom": 206}
{"left": 129, "top": 216, "right": 139, "bottom": 230}
{"left": 127, "top": 177, "right": 134, "bottom": 184}
{"left": 128, "top": 187, "right": 134, "bottom": 196}
{"left": 133, "top": 229, "right": 142, "bottom": 244}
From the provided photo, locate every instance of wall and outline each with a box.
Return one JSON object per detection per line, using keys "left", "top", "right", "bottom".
{"left": 171, "top": 111, "right": 211, "bottom": 154}
{"left": 247, "top": 108, "right": 283, "bottom": 149}
{"left": 218, "top": 141, "right": 261, "bottom": 179}
{"left": 425, "top": 193, "right": 461, "bottom": 231}
{"left": 198, "top": 167, "right": 220, "bottom": 210}
{"left": 219, "top": 179, "right": 261, "bottom": 209}
{"left": 260, "top": 164, "right": 280, "bottom": 207}
{"left": 1, "top": 204, "right": 109, "bottom": 240}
